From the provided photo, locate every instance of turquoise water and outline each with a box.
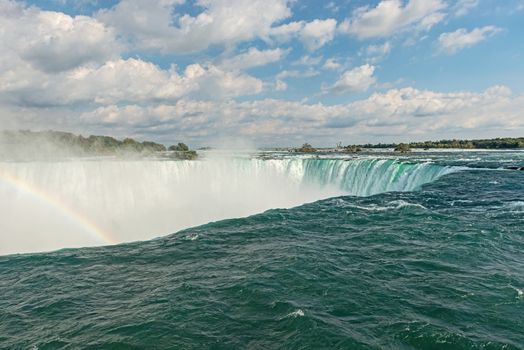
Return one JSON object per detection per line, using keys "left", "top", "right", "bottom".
{"left": 1, "top": 151, "right": 523, "bottom": 349}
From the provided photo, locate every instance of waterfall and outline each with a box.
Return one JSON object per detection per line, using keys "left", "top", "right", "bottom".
{"left": 0, "top": 157, "right": 456, "bottom": 255}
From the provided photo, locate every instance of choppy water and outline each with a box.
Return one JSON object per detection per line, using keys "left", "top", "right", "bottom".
{"left": 1, "top": 151, "right": 523, "bottom": 349}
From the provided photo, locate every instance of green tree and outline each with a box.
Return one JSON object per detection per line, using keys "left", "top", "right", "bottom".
{"left": 394, "top": 143, "right": 411, "bottom": 153}
{"left": 297, "top": 143, "right": 316, "bottom": 153}
{"left": 168, "top": 142, "right": 189, "bottom": 152}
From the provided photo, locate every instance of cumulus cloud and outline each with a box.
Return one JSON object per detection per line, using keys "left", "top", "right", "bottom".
{"left": 268, "top": 21, "right": 304, "bottom": 42}
{"left": 78, "top": 98, "right": 357, "bottom": 143}
{"left": 0, "top": 0, "right": 267, "bottom": 107}
{"left": 343, "top": 85, "right": 522, "bottom": 135}
{"left": 270, "top": 19, "right": 337, "bottom": 51}
{"left": 340, "top": 0, "right": 446, "bottom": 39}
{"left": 3, "top": 84, "right": 523, "bottom": 145}
{"left": 0, "top": 58, "right": 264, "bottom": 107}
{"left": 274, "top": 80, "right": 288, "bottom": 91}
{"left": 273, "top": 68, "right": 319, "bottom": 92}
{"left": 1, "top": 0, "right": 522, "bottom": 146}
{"left": 0, "top": 0, "right": 120, "bottom": 73}
{"left": 70, "top": 85, "right": 524, "bottom": 145}
{"left": 218, "top": 48, "right": 288, "bottom": 70}
{"left": 437, "top": 26, "right": 502, "bottom": 54}
{"left": 327, "top": 85, "right": 523, "bottom": 137}
{"left": 364, "top": 42, "right": 392, "bottom": 56}
{"left": 329, "top": 64, "right": 377, "bottom": 94}
{"left": 292, "top": 55, "right": 323, "bottom": 66}
{"left": 97, "top": 0, "right": 292, "bottom": 53}
{"left": 277, "top": 69, "right": 319, "bottom": 80}
{"left": 299, "top": 19, "right": 337, "bottom": 51}
{"left": 322, "top": 58, "right": 343, "bottom": 70}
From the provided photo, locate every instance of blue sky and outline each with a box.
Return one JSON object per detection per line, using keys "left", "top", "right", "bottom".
{"left": 1, "top": 0, "right": 523, "bottom": 147}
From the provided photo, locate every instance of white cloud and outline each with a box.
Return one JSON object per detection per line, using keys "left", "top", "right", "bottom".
{"left": 276, "top": 69, "right": 319, "bottom": 80}
{"left": 330, "top": 64, "right": 377, "bottom": 94}
{"left": 274, "top": 68, "right": 318, "bottom": 92}
{"left": 3, "top": 85, "right": 524, "bottom": 145}
{"left": 292, "top": 55, "right": 323, "bottom": 66}
{"left": 325, "top": 2, "right": 339, "bottom": 13}
{"left": 360, "top": 42, "right": 392, "bottom": 63}
{"left": 0, "top": 0, "right": 268, "bottom": 107}
{"left": 75, "top": 85, "right": 524, "bottom": 144}
{"left": 0, "top": 0, "right": 120, "bottom": 72}
{"left": 268, "top": 21, "right": 304, "bottom": 42}
{"left": 299, "top": 19, "right": 337, "bottom": 51}
{"left": 343, "top": 85, "right": 522, "bottom": 134}
{"left": 95, "top": 4, "right": 329, "bottom": 57}
{"left": 97, "top": 0, "right": 292, "bottom": 53}
{"left": 437, "top": 26, "right": 502, "bottom": 54}
{"left": 340, "top": 0, "right": 446, "bottom": 39}
{"left": 275, "top": 80, "right": 288, "bottom": 91}
{"left": 452, "top": 0, "right": 480, "bottom": 17}
{"left": 78, "top": 98, "right": 356, "bottom": 143}
{"left": 219, "top": 48, "right": 288, "bottom": 70}
{"left": 364, "top": 42, "right": 392, "bottom": 56}
{"left": 0, "top": 58, "right": 264, "bottom": 106}
{"left": 323, "top": 58, "right": 342, "bottom": 70}
{"left": 270, "top": 19, "right": 337, "bottom": 51}
{"left": 1, "top": 0, "right": 522, "bottom": 146}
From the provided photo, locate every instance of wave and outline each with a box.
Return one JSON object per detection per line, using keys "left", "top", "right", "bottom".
{"left": 0, "top": 157, "right": 457, "bottom": 255}
{"left": 337, "top": 199, "right": 428, "bottom": 212}
{"left": 503, "top": 201, "right": 524, "bottom": 213}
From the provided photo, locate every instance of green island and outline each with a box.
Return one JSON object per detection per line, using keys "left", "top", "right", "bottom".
{"left": 350, "top": 137, "right": 524, "bottom": 151}
{"left": 292, "top": 137, "right": 524, "bottom": 153}
{"left": 0, "top": 130, "right": 198, "bottom": 160}
{"left": 294, "top": 143, "right": 317, "bottom": 153}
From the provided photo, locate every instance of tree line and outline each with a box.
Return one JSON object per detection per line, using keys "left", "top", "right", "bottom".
{"left": 352, "top": 137, "right": 524, "bottom": 150}
{"left": 292, "top": 137, "right": 524, "bottom": 154}
{"left": 0, "top": 130, "right": 198, "bottom": 159}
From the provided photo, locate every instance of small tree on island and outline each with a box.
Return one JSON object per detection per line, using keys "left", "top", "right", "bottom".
{"left": 394, "top": 143, "right": 411, "bottom": 153}
{"left": 297, "top": 143, "right": 317, "bottom": 153}
{"left": 343, "top": 145, "right": 362, "bottom": 153}
{"left": 168, "top": 142, "right": 198, "bottom": 160}
{"left": 168, "top": 142, "right": 189, "bottom": 152}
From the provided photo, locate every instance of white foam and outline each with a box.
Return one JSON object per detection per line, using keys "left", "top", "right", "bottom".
{"left": 343, "top": 200, "right": 427, "bottom": 212}
{"left": 286, "top": 309, "right": 305, "bottom": 318}
{"left": 0, "top": 156, "right": 449, "bottom": 255}
{"left": 510, "top": 285, "right": 523, "bottom": 299}
{"left": 387, "top": 200, "right": 428, "bottom": 210}
{"left": 188, "top": 234, "right": 199, "bottom": 241}
{"left": 505, "top": 201, "right": 524, "bottom": 213}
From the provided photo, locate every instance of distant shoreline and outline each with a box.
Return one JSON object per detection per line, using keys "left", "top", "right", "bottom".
{"left": 343, "top": 137, "right": 524, "bottom": 150}
{"left": 281, "top": 137, "right": 524, "bottom": 154}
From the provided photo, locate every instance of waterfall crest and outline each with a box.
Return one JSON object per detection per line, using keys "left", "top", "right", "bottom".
{"left": 0, "top": 157, "right": 455, "bottom": 254}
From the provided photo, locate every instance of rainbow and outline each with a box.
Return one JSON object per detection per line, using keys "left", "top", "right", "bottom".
{"left": 0, "top": 167, "right": 115, "bottom": 245}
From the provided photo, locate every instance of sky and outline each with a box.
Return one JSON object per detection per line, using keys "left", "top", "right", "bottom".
{"left": 0, "top": 0, "right": 523, "bottom": 147}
